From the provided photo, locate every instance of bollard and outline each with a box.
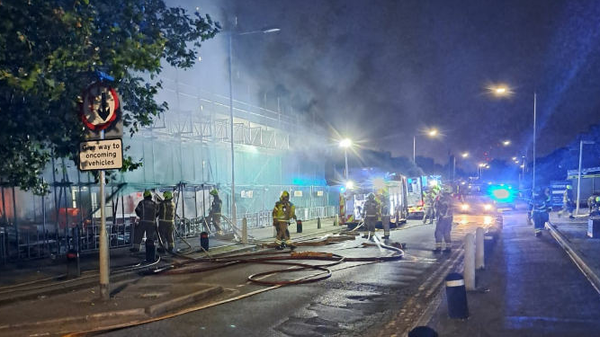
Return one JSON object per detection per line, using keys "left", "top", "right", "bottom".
{"left": 476, "top": 227, "right": 485, "bottom": 270}
{"left": 464, "top": 233, "right": 476, "bottom": 291}
{"left": 296, "top": 219, "right": 303, "bottom": 233}
{"left": 445, "top": 272, "right": 469, "bottom": 319}
{"left": 200, "top": 232, "right": 209, "bottom": 251}
{"left": 145, "top": 240, "right": 156, "bottom": 263}
{"left": 334, "top": 214, "right": 339, "bottom": 226}
{"left": 317, "top": 217, "right": 321, "bottom": 229}
{"left": 408, "top": 326, "right": 439, "bottom": 337}
{"left": 242, "top": 217, "right": 248, "bottom": 244}
{"left": 66, "top": 248, "right": 80, "bottom": 278}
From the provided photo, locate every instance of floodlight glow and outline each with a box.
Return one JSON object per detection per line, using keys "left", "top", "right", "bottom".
{"left": 483, "top": 216, "right": 493, "bottom": 225}
{"left": 428, "top": 129, "right": 438, "bottom": 137}
{"left": 461, "top": 204, "right": 470, "bottom": 211}
{"left": 484, "top": 204, "right": 492, "bottom": 211}
{"left": 339, "top": 138, "right": 352, "bottom": 148}
{"left": 345, "top": 181, "right": 355, "bottom": 190}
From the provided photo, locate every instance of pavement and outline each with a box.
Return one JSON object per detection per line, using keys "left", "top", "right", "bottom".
{"left": 423, "top": 208, "right": 600, "bottom": 337}
{"left": 0, "top": 217, "right": 343, "bottom": 336}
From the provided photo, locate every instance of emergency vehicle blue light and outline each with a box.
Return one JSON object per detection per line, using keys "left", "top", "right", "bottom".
{"left": 408, "top": 178, "right": 413, "bottom": 183}
{"left": 488, "top": 185, "right": 515, "bottom": 202}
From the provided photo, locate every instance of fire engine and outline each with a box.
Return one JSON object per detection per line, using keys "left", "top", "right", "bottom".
{"left": 340, "top": 175, "right": 409, "bottom": 228}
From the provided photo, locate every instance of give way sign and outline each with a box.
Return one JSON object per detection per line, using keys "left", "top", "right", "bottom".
{"left": 79, "top": 82, "right": 119, "bottom": 131}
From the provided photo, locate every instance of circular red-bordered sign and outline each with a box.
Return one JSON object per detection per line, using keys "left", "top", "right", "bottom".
{"left": 79, "top": 82, "right": 120, "bottom": 131}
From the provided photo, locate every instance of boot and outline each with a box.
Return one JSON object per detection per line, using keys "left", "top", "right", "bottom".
{"left": 275, "top": 244, "right": 285, "bottom": 250}
{"left": 433, "top": 248, "right": 442, "bottom": 254}
{"left": 362, "top": 234, "right": 369, "bottom": 239}
{"left": 443, "top": 248, "right": 452, "bottom": 253}
{"left": 383, "top": 235, "right": 390, "bottom": 239}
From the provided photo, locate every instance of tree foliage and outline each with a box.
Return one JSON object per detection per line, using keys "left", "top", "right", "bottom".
{"left": 0, "top": 0, "right": 220, "bottom": 194}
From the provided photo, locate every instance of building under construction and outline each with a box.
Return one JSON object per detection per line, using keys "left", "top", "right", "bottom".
{"left": 0, "top": 76, "right": 338, "bottom": 263}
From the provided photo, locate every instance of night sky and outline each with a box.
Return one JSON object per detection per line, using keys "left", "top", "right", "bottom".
{"left": 183, "top": 0, "right": 600, "bottom": 167}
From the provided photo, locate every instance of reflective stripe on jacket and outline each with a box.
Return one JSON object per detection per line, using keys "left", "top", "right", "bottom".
{"left": 159, "top": 200, "right": 175, "bottom": 223}
{"left": 135, "top": 199, "right": 158, "bottom": 224}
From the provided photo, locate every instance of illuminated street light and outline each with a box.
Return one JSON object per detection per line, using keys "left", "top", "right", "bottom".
{"left": 478, "top": 163, "right": 486, "bottom": 167}
{"left": 345, "top": 180, "right": 355, "bottom": 190}
{"left": 339, "top": 138, "right": 352, "bottom": 148}
{"left": 413, "top": 128, "right": 439, "bottom": 162}
{"left": 512, "top": 157, "right": 517, "bottom": 161}
{"left": 461, "top": 152, "right": 469, "bottom": 158}
{"left": 339, "top": 138, "right": 353, "bottom": 180}
{"left": 502, "top": 140, "right": 511, "bottom": 146}
{"left": 488, "top": 84, "right": 512, "bottom": 97}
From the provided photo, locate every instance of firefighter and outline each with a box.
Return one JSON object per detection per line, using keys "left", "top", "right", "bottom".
{"left": 529, "top": 187, "right": 550, "bottom": 237}
{"left": 131, "top": 190, "right": 158, "bottom": 253}
{"left": 380, "top": 194, "right": 391, "bottom": 239}
{"left": 558, "top": 185, "right": 575, "bottom": 219}
{"left": 588, "top": 194, "right": 600, "bottom": 216}
{"left": 422, "top": 190, "right": 436, "bottom": 225}
{"left": 272, "top": 191, "right": 296, "bottom": 249}
{"left": 433, "top": 185, "right": 454, "bottom": 253}
{"left": 208, "top": 189, "right": 223, "bottom": 233}
{"left": 362, "top": 193, "right": 380, "bottom": 239}
{"left": 157, "top": 191, "right": 176, "bottom": 253}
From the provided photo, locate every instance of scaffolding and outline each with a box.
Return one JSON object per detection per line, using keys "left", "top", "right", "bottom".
{"left": 0, "top": 78, "right": 337, "bottom": 264}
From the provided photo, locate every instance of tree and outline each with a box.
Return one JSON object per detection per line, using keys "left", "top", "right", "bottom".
{"left": 0, "top": 0, "right": 220, "bottom": 194}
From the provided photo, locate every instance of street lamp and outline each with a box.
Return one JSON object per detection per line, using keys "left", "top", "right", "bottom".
{"left": 502, "top": 140, "right": 511, "bottom": 146}
{"left": 461, "top": 152, "right": 469, "bottom": 158}
{"left": 490, "top": 84, "right": 536, "bottom": 192}
{"left": 339, "top": 138, "right": 352, "bottom": 181}
{"left": 228, "top": 25, "right": 280, "bottom": 228}
{"left": 452, "top": 152, "right": 469, "bottom": 181}
{"left": 576, "top": 140, "right": 595, "bottom": 215}
{"left": 413, "top": 128, "right": 439, "bottom": 162}
{"left": 478, "top": 163, "right": 488, "bottom": 180}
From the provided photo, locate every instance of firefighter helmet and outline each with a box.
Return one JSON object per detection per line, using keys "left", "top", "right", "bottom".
{"left": 566, "top": 185, "right": 573, "bottom": 190}
{"left": 209, "top": 189, "right": 219, "bottom": 196}
{"left": 367, "top": 193, "right": 375, "bottom": 200}
{"left": 163, "top": 191, "right": 173, "bottom": 200}
{"left": 143, "top": 190, "right": 152, "bottom": 198}
{"left": 596, "top": 196, "right": 600, "bottom": 203}
{"left": 280, "top": 190, "right": 290, "bottom": 201}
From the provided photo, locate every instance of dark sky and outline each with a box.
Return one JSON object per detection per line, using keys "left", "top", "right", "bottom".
{"left": 183, "top": 0, "right": 600, "bottom": 167}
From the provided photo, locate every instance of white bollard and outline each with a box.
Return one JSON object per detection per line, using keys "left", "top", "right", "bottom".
{"left": 476, "top": 227, "right": 485, "bottom": 270}
{"left": 242, "top": 217, "right": 248, "bottom": 244}
{"left": 334, "top": 214, "right": 339, "bottom": 226}
{"left": 464, "top": 233, "right": 476, "bottom": 291}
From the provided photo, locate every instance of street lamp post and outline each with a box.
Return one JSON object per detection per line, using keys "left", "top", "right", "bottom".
{"left": 489, "top": 85, "right": 536, "bottom": 193}
{"left": 227, "top": 26, "right": 280, "bottom": 228}
{"left": 576, "top": 140, "right": 595, "bottom": 215}
{"left": 339, "top": 138, "right": 352, "bottom": 181}
{"left": 413, "top": 128, "right": 438, "bottom": 163}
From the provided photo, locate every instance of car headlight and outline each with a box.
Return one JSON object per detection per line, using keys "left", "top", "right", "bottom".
{"left": 461, "top": 204, "right": 469, "bottom": 211}
{"left": 484, "top": 204, "right": 492, "bottom": 211}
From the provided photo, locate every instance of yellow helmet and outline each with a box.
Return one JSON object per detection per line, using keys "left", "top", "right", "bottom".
{"left": 280, "top": 190, "right": 290, "bottom": 200}
{"left": 209, "top": 189, "right": 219, "bottom": 196}
{"left": 143, "top": 190, "right": 152, "bottom": 198}
{"left": 163, "top": 191, "right": 173, "bottom": 200}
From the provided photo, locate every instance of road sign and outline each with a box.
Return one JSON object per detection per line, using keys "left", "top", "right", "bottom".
{"left": 80, "top": 82, "right": 120, "bottom": 131}
{"left": 79, "top": 139, "right": 123, "bottom": 171}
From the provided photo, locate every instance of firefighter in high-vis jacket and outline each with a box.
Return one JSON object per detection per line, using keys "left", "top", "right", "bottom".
{"left": 422, "top": 190, "right": 436, "bottom": 225}
{"left": 158, "top": 191, "right": 176, "bottom": 253}
{"left": 529, "top": 187, "right": 551, "bottom": 236}
{"left": 272, "top": 191, "right": 296, "bottom": 249}
{"left": 208, "top": 189, "right": 223, "bottom": 233}
{"left": 362, "top": 193, "right": 380, "bottom": 239}
{"left": 433, "top": 185, "right": 454, "bottom": 253}
{"left": 558, "top": 185, "right": 575, "bottom": 219}
{"left": 131, "top": 190, "right": 158, "bottom": 253}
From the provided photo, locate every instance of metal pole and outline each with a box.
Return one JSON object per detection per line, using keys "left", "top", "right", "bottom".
{"left": 452, "top": 156, "right": 456, "bottom": 182}
{"left": 576, "top": 140, "right": 583, "bottom": 215}
{"left": 413, "top": 136, "right": 416, "bottom": 162}
{"left": 532, "top": 93, "right": 537, "bottom": 193}
{"left": 344, "top": 148, "right": 349, "bottom": 181}
{"left": 99, "top": 130, "right": 110, "bottom": 300}
{"left": 228, "top": 33, "right": 237, "bottom": 229}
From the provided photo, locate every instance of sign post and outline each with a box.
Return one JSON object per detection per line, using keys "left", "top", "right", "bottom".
{"left": 79, "top": 81, "right": 121, "bottom": 300}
